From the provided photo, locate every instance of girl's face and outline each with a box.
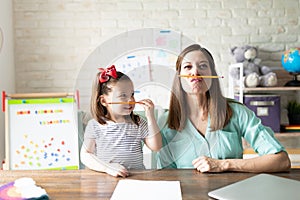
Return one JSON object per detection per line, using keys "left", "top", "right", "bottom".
{"left": 180, "top": 50, "right": 212, "bottom": 94}
{"left": 102, "top": 80, "right": 135, "bottom": 117}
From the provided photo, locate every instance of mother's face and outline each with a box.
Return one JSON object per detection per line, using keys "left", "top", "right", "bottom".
{"left": 179, "top": 50, "right": 212, "bottom": 94}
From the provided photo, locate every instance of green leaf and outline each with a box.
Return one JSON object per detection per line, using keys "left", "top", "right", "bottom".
{"left": 287, "top": 100, "right": 300, "bottom": 114}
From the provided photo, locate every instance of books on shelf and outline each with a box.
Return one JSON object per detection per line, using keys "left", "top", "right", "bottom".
{"left": 281, "top": 124, "right": 300, "bottom": 132}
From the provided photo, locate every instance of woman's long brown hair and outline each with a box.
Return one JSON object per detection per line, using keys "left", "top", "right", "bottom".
{"left": 167, "top": 44, "right": 232, "bottom": 131}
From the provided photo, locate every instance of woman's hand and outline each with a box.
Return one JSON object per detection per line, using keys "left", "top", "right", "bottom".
{"left": 105, "top": 163, "right": 129, "bottom": 177}
{"left": 192, "top": 152, "right": 290, "bottom": 173}
{"left": 192, "top": 156, "right": 227, "bottom": 172}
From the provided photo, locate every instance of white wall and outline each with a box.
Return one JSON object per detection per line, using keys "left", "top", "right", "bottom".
{"left": 0, "top": 0, "right": 15, "bottom": 167}
{"left": 11, "top": 0, "right": 300, "bottom": 97}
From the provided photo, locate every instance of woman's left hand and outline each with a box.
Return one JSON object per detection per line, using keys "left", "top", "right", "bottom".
{"left": 192, "top": 156, "right": 226, "bottom": 172}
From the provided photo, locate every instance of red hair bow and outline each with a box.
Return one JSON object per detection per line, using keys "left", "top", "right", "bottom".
{"left": 98, "top": 65, "right": 118, "bottom": 83}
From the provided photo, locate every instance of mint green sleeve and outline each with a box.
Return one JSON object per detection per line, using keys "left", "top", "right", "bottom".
{"left": 233, "top": 103, "right": 285, "bottom": 155}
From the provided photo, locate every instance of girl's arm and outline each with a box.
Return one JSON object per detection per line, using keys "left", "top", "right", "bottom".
{"left": 139, "top": 99, "right": 162, "bottom": 151}
{"left": 192, "top": 151, "right": 291, "bottom": 173}
{"left": 80, "top": 138, "right": 129, "bottom": 177}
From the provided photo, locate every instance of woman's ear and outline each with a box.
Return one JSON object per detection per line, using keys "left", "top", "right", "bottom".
{"left": 99, "top": 95, "right": 108, "bottom": 107}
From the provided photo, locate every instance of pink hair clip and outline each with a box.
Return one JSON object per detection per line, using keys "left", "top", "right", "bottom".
{"left": 98, "top": 65, "right": 117, "bottom": 83}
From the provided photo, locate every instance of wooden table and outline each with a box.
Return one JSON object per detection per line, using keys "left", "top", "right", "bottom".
{"left": 1, "top": 169, "right": 300, "bottom": 199}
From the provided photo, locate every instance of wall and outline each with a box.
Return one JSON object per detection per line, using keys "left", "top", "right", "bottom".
{"left": 0, "top": 0, "right": 295, "bottom": 169}
{"left": 0, "top": 0, "right": 15, "bottom": 166}
{"left": 11, "top": 0, "right": 300, "bottom": 104}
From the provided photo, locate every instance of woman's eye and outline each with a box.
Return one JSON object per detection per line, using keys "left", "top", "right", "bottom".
{"left": 199, "top": 64, "right": 208, "bottom": 69}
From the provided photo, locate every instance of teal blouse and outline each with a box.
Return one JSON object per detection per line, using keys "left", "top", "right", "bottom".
{"left": 157, "top": 101, "right": 285, "bottom": 169}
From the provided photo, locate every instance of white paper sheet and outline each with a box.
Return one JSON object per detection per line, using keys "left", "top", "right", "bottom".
{"left": 110, "top": 179, "right": 182, "bottom": 200}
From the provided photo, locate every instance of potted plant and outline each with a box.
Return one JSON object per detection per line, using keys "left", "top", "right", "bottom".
{"left": 287, "top": 100, "right": 300, "bottom": 125}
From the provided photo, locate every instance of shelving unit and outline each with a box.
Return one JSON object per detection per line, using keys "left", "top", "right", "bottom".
{"left": 229, "top": 63, "right": 300, "bottom": 102}
{"left": 229, "top": 64, "right": 300, "bottom": 132}
{"left": 228, "top": 64, "right": 300, "bottom": 168}
{"left": 235, "top": 86, "right": 300, "bottom": 104}
{"left": 234, "top": 86, "right": 300, "bottom": 134}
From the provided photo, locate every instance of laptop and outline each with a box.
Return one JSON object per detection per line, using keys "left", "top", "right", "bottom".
{"left": 208, "top": 173, "right": 300, "bottom": 200}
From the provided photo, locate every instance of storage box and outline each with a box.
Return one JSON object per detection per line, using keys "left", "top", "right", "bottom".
{"left": 235, "top": 94, "right": 281, "bottom": 132}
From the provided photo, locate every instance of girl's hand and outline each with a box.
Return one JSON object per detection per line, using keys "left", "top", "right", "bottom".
{"left": 139, "top": 99, "right": 155, "bottom": 119}
{"left": 105, "top": 163, "right": 129, "bottom": 177}
{"left": 192, "top": 156, "right": 226, "bottom": 172}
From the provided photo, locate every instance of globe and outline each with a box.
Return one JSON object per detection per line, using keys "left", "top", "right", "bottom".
{"left": 281, "top": 47, "right": 300, "bottom": 86}
{"left": 282, "top": 48, "right": 300, "bottom": 72}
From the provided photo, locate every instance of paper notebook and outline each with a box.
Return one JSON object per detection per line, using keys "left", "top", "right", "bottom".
{"left": 110, "top": 179, "right": 182, "bottom": 200}
{"left": 208, "top": 173, "right": 300, "bottom": 200}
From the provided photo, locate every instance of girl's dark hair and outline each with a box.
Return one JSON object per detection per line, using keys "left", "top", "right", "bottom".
{"left": 90, "top": 71, "right": 140, "bottom": 125}
{"left": 167, "top": 44, "right": 233, "bottom": 131}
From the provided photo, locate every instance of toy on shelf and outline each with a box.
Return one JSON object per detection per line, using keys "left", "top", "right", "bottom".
{"left": 281, "top": 47, "right": 300, "bottom": 86}
{"left": 230, "top": 45, "right": 278, "bottom": 88}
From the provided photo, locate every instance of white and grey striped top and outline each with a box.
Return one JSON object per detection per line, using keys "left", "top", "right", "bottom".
{"left": 83, "top": 117, "right": 149, "bottom": 169}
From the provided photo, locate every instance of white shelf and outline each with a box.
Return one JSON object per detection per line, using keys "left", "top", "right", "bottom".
{"left": 239, "top": 87, "right": 300, "bottom": 92}
{"left": 228, "top": 64, "right": 300, "bottom": 102}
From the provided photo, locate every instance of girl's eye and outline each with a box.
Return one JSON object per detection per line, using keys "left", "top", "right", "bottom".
{"left": 183, "top": 65, "right": 192, "bottom": 69}
{"left": 131, "top": 93, "right": 134, "bottom": 97}
{"left": 119, "top": 94, "right": 127, "bottom": 98}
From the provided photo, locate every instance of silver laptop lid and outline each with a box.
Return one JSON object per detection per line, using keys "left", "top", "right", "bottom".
{"left": 208, "top": 174, "right": 300, "bottom": 200}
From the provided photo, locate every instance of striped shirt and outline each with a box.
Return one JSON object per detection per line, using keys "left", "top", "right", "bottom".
{"left": 83, "top": 117, "right": 149, "bottom": 169}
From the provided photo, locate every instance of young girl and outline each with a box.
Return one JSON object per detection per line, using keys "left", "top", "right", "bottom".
{"left": 80, "top": 65, "right": 162, "bottom": 177}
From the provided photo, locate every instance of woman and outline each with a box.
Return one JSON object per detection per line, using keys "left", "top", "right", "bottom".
{"left": 157, "top": 44, "right": 290, "bottom": 173}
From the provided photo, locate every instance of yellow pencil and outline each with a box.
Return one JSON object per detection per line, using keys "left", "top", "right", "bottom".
{"left": 178, "top": 75, "right": 224, "bottom": 78}
{"left": 108, "top": 102, "right": 143, "bottom": 105}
